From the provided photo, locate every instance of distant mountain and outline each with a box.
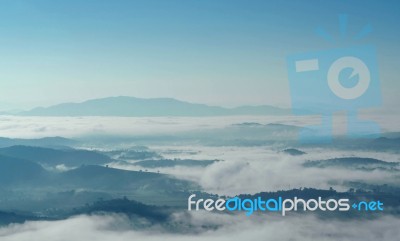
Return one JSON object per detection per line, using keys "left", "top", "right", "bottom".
{"left": 18, "top": 96, "right": 290, "bottom": 117}
{"left": 303, "top": 157, "right": 399, "bottom": 171}
{"left": 58, "top": 165, "right": 195, "bottom": 191}
{"left": 282, "top": 148, "right": 306, "bottom": 156}
{"left": 0, "top": 136, "right": 76, "bottom": 148}
{"left": 0, "top": 154, "right": 196, "bottom": 193}
{"left": 369, "top": 137, "right": 400, "bottom": 150}
{"left": 0, "top": 145, "right": 113, "bottom": 168}
{"left": 0, "top": 145, "right": 194, "bottom": 191}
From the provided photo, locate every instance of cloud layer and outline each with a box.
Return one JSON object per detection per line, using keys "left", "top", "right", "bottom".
{"left": 109, "top": 145, "right": 400, "bottom": 196}
{"left": 0, "top": 213, "right": 399, "bottom": 241}
{"left": 0, "top": 114, "right": 398, "bottom": 139}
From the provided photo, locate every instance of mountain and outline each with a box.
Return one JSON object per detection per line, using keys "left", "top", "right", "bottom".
{"left": 282, "top": 148, "right": 306, "bottom": 156}
{"left": 0, "top": 136, "right": 76, "bottom": 148}
{"left": 57, "top": 165, "right": 195, "bottom": 191}
{"left": 303, "top": 157, "right": 400, "bottom": 171}
{"left": 0, "top": 211, "right": 40, "bottom": 225}
{"left": 0, "top": 154, "right": 194, "bottom": 191}
{"left": 18, "top": 96, "right": 290, "bottom": 117}
{"left": 0, "top": 146, "right": 113, "bottom": 168}
{"left": 0, "top": 155, "right": 48, "bottom": 185}
{"left": 0, "top": 160, "right": 195, "bottom": 213}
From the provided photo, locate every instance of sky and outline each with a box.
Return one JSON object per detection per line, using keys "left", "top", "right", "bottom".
{"left": 0, "top": 0, "right": 399, "bottom": 110}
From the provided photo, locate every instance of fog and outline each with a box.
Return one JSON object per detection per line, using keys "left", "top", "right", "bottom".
{"left": 0, "top": 114, "right": 398, "bottom": 139}
{"left": 0, "top": 213, "right": 399, "bottom": 241}
{"left": 108, "top": 145, "right": 400, "bottom": 196}
{"left": 0, "top": 115, "right": 399, "bottom": 240}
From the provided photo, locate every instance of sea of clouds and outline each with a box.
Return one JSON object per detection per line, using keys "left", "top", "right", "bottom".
{"left": 0, "top": 212, "right": 399, "bottom": 241}
{"left": 0, "top": 114, "right": 397, "bottom": 139}
{"left": 0, "top": 115, "right": 399, "bottom": 240}
{"left": 108, "top": 145, "right": 400, "bottom": 196}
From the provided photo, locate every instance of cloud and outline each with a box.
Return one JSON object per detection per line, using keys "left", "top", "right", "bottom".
{"left": 109, "top": 145, "right": 400, "bottom": 196}
{"left": 0, "top": 213, "right": 399, "bottom": 241}
{"left": 0, "top": 114, "right": 399, "bottom": 139}
{"left": 0, "top": 116, "right": 274, "bottom": 139}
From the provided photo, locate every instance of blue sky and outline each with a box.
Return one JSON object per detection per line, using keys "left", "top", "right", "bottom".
{"left": 0, "top": 0, "right": 399, "bottom": 110}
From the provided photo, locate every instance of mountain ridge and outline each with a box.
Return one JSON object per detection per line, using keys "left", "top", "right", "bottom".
{"left": 17, "top": 96, "right": 290, "bottom": 117}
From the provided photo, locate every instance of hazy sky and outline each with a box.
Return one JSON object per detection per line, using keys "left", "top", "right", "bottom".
{"left": 0, "top": 0, "right": 399, "bottom": 110}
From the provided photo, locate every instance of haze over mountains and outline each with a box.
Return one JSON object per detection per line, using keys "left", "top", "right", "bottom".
{"left": 16, "top": 96, "right": 290, "bottom": 117}
{"left": 0, "top": 145, "right": 113, "bottom": 168}
{"left": 0, "top": 136, "right": 75, "bottom": 148}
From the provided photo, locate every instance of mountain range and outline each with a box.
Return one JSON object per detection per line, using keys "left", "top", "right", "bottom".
{"left": 0, "top": 145, "right": 112, "bottom": 168}
{"left": 0, "top": 147, "right": 196, "bottom": 191}
{"left": 17, "top": 96, "right": 290, "bottom": 117}
{"left": 0, "top": 136, "right": 76, "bottom": 148}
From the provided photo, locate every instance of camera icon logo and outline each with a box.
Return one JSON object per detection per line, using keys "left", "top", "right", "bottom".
{"left": 328, "top": 56, "right": 370, "bottom": 100}
{"left": 287, "top": 17, "right": 381, "bottom": 143}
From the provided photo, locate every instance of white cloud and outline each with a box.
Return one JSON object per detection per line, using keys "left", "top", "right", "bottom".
{"left": 0, "top": 213, "right": 399, "bottom": 241}
{"left": 0, "top": 114, "right": 398, "bottom": 139}
{"left": 109, "top": 145, "right": 400, "bottom": 196}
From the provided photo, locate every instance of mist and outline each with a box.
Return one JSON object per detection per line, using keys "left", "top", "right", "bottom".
{"left": 1, "top": 213, "right": 399, "bottom": 241}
